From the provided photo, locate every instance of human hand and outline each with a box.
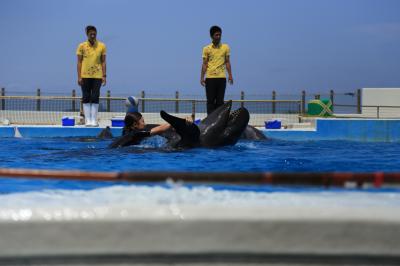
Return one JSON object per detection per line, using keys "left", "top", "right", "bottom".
{"left": 185, "top": 116, "right": 193, "bottom": 124}
{"left": 200, "top": 79, "right": 206, "bottom": 87}
{"left": 78, "top": 78, "right": 83, "bottom": 86}
{"left": 228, "top": 76, "right": 233, "bottom": 85}
{"left": 102, "top": 77, "right": 107, "bottom": 86}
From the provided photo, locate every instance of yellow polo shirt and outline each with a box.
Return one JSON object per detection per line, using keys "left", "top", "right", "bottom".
{"left": 76, "top": 40, "right": 106, "bottom": 79}
{"left": 202, "top": 43, "right": 230, "bottom": 78}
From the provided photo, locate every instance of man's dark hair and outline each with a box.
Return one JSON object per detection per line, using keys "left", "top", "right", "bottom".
{"left": 85, "top": 25, "right": 97, "bottom": 34}
{"left": 210, "top": 25, "right": 222, "bottom": 37}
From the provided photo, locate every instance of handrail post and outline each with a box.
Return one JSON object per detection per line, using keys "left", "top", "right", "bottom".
{"left": 191, "top": 100, "right": 196, "bottom": 121}
{"left": 377, "top": 106, "right": 380, "bottom": 119}
{"left": 72, "top": 89, "right": 76, "bottom": 112}
{"left": 298, "top": 100, "right": 301, "bottom": 119}
{"left": 36, "top": 88, "right": 41, "bottom": 111}
{"left": 357, "top": 89, "right": 361, "bottom": 114}
{"left": 301, "top": 90, "right": 306, "bottom": 115}
{"left": 330, "top": 89, "right": 334, "bottom": 111}
{"left": 141, "top": 90, "right": 145, "bottom": 113}
{"left": 175, "top": 91, "right": 179, "bottom": 113}
{"left": 1, "top": 88, "right": 5, "bottom": 110}
{"left": 80, "top": 100, "right": 83, "bottom": 117}
{"left": 272, "top": 90, "right": 276, "bottom": 114}
{"left": 240, "top": 91, "right": 244, "bottom": 108}
{"left": 106, "top": 90, "right": 111, "bottom": 112}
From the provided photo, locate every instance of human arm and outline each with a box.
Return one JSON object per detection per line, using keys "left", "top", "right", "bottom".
{"left": 77, "top": 55, "right": 83, "bottom": 86}
{"left": 200, "top": 57, "right": 208, "bottom": 87}
{"left": 226, "top": 55, "right": 233, "bottom": 85}
{"left": 101, "top": 54, "right": 106, "bottom": 86}
{"left": 200, "top": 47, "right": 208, "bottom": 87}
{"left": 150, "top": 123, "right": 172, "bottom": 136}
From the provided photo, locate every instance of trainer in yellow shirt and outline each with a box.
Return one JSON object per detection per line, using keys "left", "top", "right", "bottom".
{"left": 202, "top": 43, "right": 230, "bottom": 78}
{"left": 76, "top": 39, "right": 106, "bottom": 78}
{"left": 76, "top": 25, "right": 107, "bottom": 127}
{"left": 201, "top": 25, "right": 233, "bottom": 114}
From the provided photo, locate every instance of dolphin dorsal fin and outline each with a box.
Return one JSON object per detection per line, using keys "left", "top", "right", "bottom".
{"left": 14, "top": 127, "right": 22, "bottom": 138}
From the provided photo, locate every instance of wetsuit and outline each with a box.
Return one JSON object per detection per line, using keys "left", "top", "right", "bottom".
{"left": 108, "top": 129, "right": 151, "bottom": 148}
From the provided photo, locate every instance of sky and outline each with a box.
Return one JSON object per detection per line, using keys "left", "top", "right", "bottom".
{"left": 0, "top": 0, "right": 400, "bottom": 97}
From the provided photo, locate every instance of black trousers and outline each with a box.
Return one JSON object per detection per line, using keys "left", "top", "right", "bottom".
{"left": 205, "top": 78, "right": 226, "bottom": 114}
{"left": 81, "top": 78, "right": 102, "bottom": 104}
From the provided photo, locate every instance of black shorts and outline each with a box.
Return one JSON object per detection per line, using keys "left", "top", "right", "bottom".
{"left": 81, "top": 78, "right": 102, "bottom": 104}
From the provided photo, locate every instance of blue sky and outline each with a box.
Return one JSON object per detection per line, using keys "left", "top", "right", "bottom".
{"left": 0, "top": 0, "right": 399, "bottom": 96}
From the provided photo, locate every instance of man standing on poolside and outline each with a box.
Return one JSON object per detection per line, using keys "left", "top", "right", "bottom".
{"left": 200, "top": 25, "right": 233, "bottom": 114}
{"left": 76, "top": 25, "right": 107, "bottom": 126}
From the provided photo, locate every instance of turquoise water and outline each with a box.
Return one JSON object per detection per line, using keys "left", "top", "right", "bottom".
{"left": 1, "top": 137, "right": 400, "bottom": 193}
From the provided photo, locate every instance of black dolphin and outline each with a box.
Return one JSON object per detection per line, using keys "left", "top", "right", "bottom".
{"left": 108, "top": 101, "right": 265, "bottom": 149}
{"left": 160, "top": 100, "right": 250, "bottom": 148}
{"left": 97, "top": 126, "right": 113, "bottom": 139}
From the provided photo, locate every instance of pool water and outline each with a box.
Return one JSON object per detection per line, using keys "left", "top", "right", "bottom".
{"left": 1, "top": 136, "right": 400, "bottom": 192}
{"left": 2, "top": 137, "right": 400, "bottom": 173}
{"left": 0, "top": 136, "right": 400, "bottom": 217}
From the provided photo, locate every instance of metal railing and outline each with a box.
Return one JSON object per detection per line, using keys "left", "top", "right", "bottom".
{"left": 0, "top": 95, "right": 303, "bottom": 126}
{"left": 334, "top": 104, "right": 400, "bottom": 119}
{"left": 1, "top": 87, "right": 363, "bottom": 111}
{"left": 2, "top": 95, "right": 399, "bottom": 118}
{"left": 0, "top": 95, "right": 302, "bottom": 113}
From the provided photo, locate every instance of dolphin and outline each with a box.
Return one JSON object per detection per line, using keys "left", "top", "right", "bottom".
{"left": 160, "top": 100, "right": 250, "bottom": 148}
{"left": 108, "top": 100, "right": 266, "bottom": 148}
{"left": 97, "top": 126, "right": 113, "bottom": 139}
{"left": 242, "top": 125, "right": 267, "bottom": 140}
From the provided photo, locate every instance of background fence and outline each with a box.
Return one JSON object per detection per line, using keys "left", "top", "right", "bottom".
{"left": 0, "top": 95, "right": 301, "bottom": 126}
{"left": 1, "top": 88, "right": 398, "bottom": 126}
{"left": 1, "top": 87, "right": 362, "bottom": 112}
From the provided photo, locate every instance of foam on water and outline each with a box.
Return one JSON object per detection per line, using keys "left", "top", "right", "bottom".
{"left": 0, "top": 184, "right": 399, "bottom": 222}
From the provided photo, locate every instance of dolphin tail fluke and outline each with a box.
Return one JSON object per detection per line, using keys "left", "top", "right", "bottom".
{"left": 160, "top": 111, "right": 200, "bottom": 145}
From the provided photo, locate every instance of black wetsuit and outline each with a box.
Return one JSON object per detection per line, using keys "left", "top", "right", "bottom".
{"left": 108, "top": 129, "right": 151, "bottom": 148}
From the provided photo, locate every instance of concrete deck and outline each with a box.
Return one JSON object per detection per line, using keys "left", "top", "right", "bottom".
{"left": 2, "top": 118, "right": 400, "bottom": 142}
{"left": 0, "top": 204, "right": 399, "bottom": 265}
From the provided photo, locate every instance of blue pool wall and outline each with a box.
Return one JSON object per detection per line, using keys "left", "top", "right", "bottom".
{"left": 1, "top": 119, "right": 400, "bottom": 141}
{"left": 0, "top": 127, "right": 14, "bottom": 137}
{"left": 0, "top": 126, "right": 122, "bottom": 138}
{"left": 265, "top": 119, "right": 400, "bottom": 142}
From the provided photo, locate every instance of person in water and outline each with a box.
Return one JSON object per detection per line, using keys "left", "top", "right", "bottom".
{"left": 109, "top": 112, "right": 193, "bottom": 148}
{"left": 123, "top": 112, "right": 171, "bottom": 137}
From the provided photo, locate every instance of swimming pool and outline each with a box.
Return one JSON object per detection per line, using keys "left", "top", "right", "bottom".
{"left": 2, "top": 137, "right": 400, "bottom": 172}
{"left": 1, "top": 136, "right": 400, "bottom": 192}
{"left": 1, "top": 136, "right": 400, "bottom": 264}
